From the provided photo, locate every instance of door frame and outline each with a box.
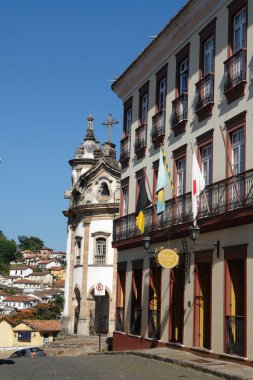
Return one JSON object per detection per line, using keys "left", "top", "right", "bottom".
{"left": 193, "top": 250, "right": 213, "bottom": 349}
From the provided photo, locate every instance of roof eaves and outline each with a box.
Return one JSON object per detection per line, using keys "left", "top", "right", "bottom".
{"left": 111, "top": 0, "right": 195, "bottom": 92}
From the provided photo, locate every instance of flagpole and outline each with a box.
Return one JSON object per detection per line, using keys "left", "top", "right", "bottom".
{"left": 161, "top": 145, "right": 182, "bottom": 222}
{"left": 144, "top": 167, "right": 158, "bottom": 224}
{"left": 219, "top": 125, "right": 241, "bottom": 205}
{"left": 190, "top": 142, "right": 210, "bottom": 214}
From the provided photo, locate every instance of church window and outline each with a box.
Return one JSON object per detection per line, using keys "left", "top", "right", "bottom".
{"left": 75, "top": 236, "right": 82, "bottom": 265}
{"left": 96, "top": 238, "right": 106, "bottom": 265}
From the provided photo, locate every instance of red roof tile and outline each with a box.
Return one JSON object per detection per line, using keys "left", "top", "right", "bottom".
{"left": 22, "top": 319, "right": 62, "bottom": 332}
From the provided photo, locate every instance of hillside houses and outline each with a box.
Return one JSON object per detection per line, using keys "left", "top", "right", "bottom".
{"left": 0, "top": 246, "right": 65, "bottom": 316}
{"left": 28, "top": 271, "right": 53, "bottom": 285}
{"left": 37, "top": 259, "right": 61, "bottom": 270}
{"left": 13, "top": 279, "right": 43, "bottom": 292}
{"left": 9, "top": 266, "right": 33, "bottom": 278}
{"left": 2, "top": 295, "right": 39, "bottom": 310}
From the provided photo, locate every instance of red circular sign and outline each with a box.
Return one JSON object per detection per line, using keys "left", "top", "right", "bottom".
{"left": 96, "top": 283, "right": 104, "bottom": 292}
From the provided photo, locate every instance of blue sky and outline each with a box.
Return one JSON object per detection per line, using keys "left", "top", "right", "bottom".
{"left": 0, "top": 0, "right": 187, "bottom": 251}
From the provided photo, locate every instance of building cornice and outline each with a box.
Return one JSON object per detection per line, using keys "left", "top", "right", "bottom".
{"left": 112, "top": 0, "right": 222, "bottom": 100}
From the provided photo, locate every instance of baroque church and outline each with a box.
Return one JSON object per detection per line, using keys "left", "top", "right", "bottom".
{"left": 62, "top": 114, "right": 121, "bottom": 336}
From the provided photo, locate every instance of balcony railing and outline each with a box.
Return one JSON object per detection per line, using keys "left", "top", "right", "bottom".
{"left": 148, "top": 310, "right": 160, "bottom": 339}
{"left": 94, "top": 255, "right": 106, "bottom": 265}
{"left": 120, "top": 136, "right": 131, "bottom": 161}
{"left": 116, "top": 307, "right": 124, "bottom": 332}
{"left": 224, "top": 49, "right": 246, "bottom": 93}
{"left": 113, "top": 169, "right": 253, "bottom": 243}
{"left": 130, "top": 307, "right": 142, "bottom": 335}
{"left": 225, "top": 315, "right": 245, "bottom": 357}
{"left": 151, "top": 110, "right": 165, "bottom": 145}
{"left": 195, "top": 73, "right": 214, "bottom": 111}
{"left": 134, "top": 124, "right": 147, "bottom": 153}
{"left": 171, "top": 93, "right": 188, "bottom": 129}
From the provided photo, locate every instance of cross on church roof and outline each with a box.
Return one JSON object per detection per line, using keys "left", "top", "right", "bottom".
{"left": 102, "top": 113, "right": 118, "bottom": 143}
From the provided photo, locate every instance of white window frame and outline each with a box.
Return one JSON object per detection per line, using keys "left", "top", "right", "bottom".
{"left": 233, "top": 8, "right": 246, "bottom": 53}
{"left": 177, "top": 158, "right": 185, "bottom": 196}
{"left": 231, "top": 128, "right": 244, "bottom": 175}
{"left": 179, "top": 59, "right": 188, "bottom": 94}
{"left": 201, "top": 144, "right": 212, "bottom": 186}
{"left": 204, "top": 36, "right": 214, "bottom": 76}
{"left": 158, "top": 78, "right": 166, "bottom": 111}
{"left": 141, "top": 93, "right": 148, "bottom": 124}
{"left": 125, "top": 108, "right": 132, "bottom": 136}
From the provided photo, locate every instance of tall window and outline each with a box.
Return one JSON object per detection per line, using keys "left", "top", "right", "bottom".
{"left": 139, "top": 82, "right": 149, "bottom": 126}
{"left": 75, "top": 236, "right": 82, "bottom": 265}
{"left": 116, "top": 265, "right": 126, "bottom": 332}
{"left": 233, "top": 8, "right": 246, "bottom": 53}
{"left": 176, "top": 158, "right": 186, "bottom": 196}
{"left": 131, "top": 263, "right": 143, "bottom": 336}
{"left": 96, "top": 238, "right": 106, "bottom": 257}
{"left": 201, "top": 144, "right": 212, "bottom": 185}
{"left": 231, "top": 129, "right": 244, "bottom": 175}
{"left": 141, "top": 93, "right": 148, "bottom": 124}
{"left": 125, "top": 108, "right": 132, "bottom": 136}
{"left": 95, "top": 238, "right": 106, "bottom": 265}
{"left": 158, "top": 78, "right": 166, "bottom": 111}
{"left": 121, "top": 185, "right": 129, "bottom": 216}
{"left": 179, "top": 58, "right": 189, "bottom": 94}
{"left": 204, "top": 36, "right": 214, "bottom": 76}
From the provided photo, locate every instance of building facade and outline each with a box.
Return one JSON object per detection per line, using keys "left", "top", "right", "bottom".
{"left": 112, "top": 0, "right": 253, "bottom": 361}
{"left": 62, "top": 114, "right": 120, "bottom": 336}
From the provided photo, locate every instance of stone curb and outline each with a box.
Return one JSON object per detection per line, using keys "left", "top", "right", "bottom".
{"left": 89, "top": 350, "right": 250, "bottom": 380}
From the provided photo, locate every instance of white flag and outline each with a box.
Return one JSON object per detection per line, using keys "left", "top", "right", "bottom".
{"left": 192, "top": 152, "right": 205, "bottom": 225}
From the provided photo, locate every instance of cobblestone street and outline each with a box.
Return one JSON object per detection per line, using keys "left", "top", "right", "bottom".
{"left": 0, "top": 354, "right": 220, "bottom": 380}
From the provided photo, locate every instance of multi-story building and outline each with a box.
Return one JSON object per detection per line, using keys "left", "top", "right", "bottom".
{"left": 62, "top": 114, "right": 120, "bottom": 336}
{"left": 9, "top": 266, "right": 33, "bottom": 279}
{"left": 112, "top": 0, "right": 253, "bottom": 361}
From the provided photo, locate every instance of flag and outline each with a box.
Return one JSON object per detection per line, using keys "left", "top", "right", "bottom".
{"left": 156, "top": 148, "right": 169, "bottom": 214}
{"left": 192, "top": 152, "right": 205, "bottom": 225}
{"left": 161, "top": 145, "right": 174, "bottom": 193}
{"left": 136, "top": 176, "right": 151, "bottom": 234}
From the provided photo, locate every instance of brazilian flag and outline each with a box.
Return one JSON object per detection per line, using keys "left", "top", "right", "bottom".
{"left": 135, "top": 177, "right": 151, "bottom": 234}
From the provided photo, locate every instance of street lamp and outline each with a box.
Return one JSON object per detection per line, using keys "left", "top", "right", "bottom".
{"left": 188, "top": 224, "right": 200, "bottom": 241}
{"left": 188, "top": 224, "right": 220, "bottom": 258}
{"left": 143, "top": 235, "right": 151, "bottom": 251}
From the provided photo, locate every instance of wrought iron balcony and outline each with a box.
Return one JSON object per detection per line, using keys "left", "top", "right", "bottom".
{"left": 171, "top": 93, "right": 188, "bottom": 135}
{"left": 195, "top": 73, "right": 214, "bottom": 121}
{"left": 120, "top": 136, "right": 131, "bottom": 162}
{"left": 134, "top": 124, "right": 147, "bottom": 155}
{"left": 151, "top": 110, "right": 165, "bottom": 147}
{"left": 130, "top": 307, "right": 142, "bottom": 335}
{"left": 113, "top": 169, "right": 253, "bottom": 244}
{"left": 115, "top": 307, "right": 124, "bottom": 332}
{"left": 148, "top": 310, "right": 160, "bottom": 339}
{"left": 224, "top": 49, "right": 246, "bottom": 102}
{"left": 225, "top": 315, "right": 245, "bottom": 357}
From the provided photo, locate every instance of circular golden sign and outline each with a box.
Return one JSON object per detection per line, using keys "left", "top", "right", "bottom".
{"left": 157, "top": 249, "right": 179, "bottom": 269}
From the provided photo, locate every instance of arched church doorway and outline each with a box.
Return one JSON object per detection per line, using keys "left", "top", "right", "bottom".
{"left": 89, "top": 289, "right": 109, "bottom": 335}
{"left": 73, "top": 287, "right": 81, "bottom": 334}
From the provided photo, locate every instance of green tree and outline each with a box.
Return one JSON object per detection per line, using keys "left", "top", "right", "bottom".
{"left": 0, "top": 232, "right": 17, "bottom": 274}
{"left": 18, "top": 235, "right": 44, "bottom": 251}
{"left": 34, "top": 296, "right": 63, "bottom": 320}
{"left": 0, "top": 231, "right": 7, "bottom": 239}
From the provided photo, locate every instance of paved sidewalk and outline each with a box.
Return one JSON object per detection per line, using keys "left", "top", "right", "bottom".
{"left": 114, "top": 347, "right": 253, "bottom": 380}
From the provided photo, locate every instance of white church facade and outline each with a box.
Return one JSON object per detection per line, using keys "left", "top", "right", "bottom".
{"left": 62, "top": 114, "right": 120, "bottom": 336}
